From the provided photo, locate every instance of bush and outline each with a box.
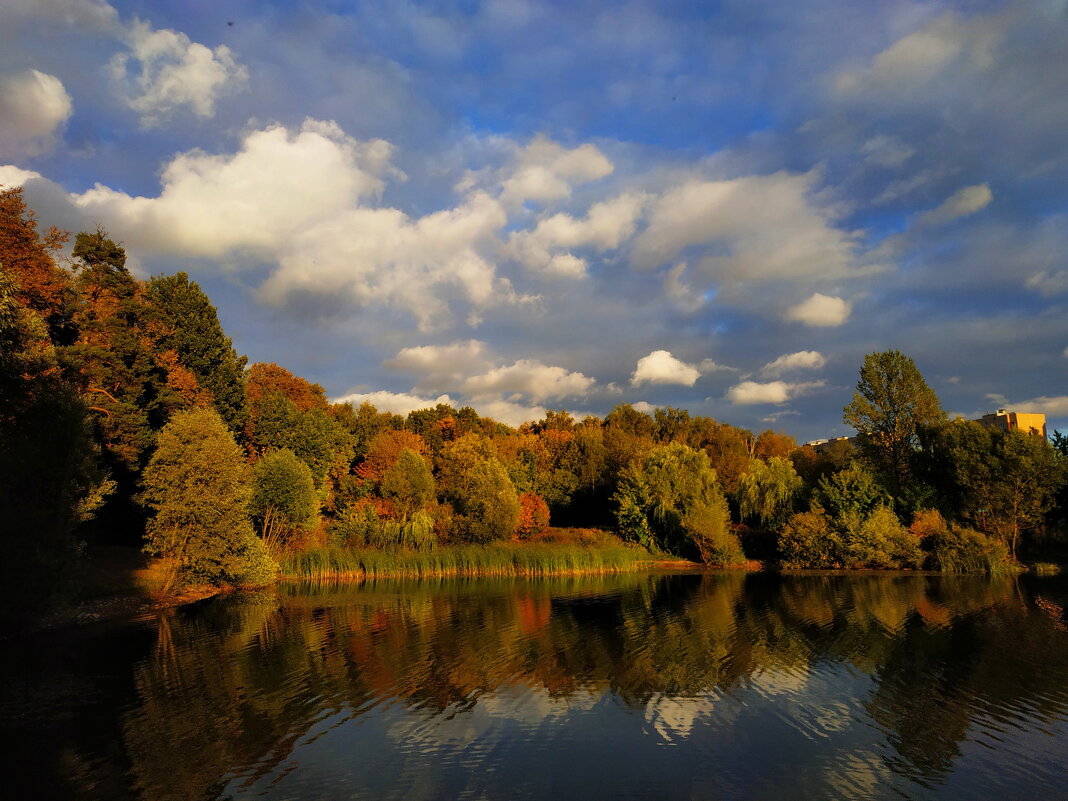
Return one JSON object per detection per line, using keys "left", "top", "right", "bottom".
{"left": 778, "top": 510, "right": 841, "bottom": 568}
{"left": 929, "top": 524, "right": 1014, "bottom": 573}
{"left": 847, "top": 506, "right": 922, "bottom": 569}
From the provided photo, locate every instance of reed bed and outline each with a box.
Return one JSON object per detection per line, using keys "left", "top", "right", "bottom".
{"left": 279, "top": 541, "right": 652, "bottom": 581}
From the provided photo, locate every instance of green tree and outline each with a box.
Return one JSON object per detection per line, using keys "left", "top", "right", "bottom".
{"left": 451, "top": 458, "right": 521, "bottom": 543}
{"left": 615, "top": 442, "right": 742, "bottom": 563}
{"left": 935, "top": 420, "right": 1066, "bottom": 557}
{"left": 380, "top": 448, "right": 436, "bottom": 523}
{"left": 813, "top": 462, "right": 889, "bottom": 522}
{"left": 250, "top": 448, "right": 318, "bottom": 553}
{"left": 843, "top": 350, "right": 944, "bottom": 498}
{"left": 142, "top": 407, "right": 276, "bottom": 591}
{"left": 737, "top": 456, "right": 803, "bottom": 530}
{"left": 146, "top": 272, "right": 248, "bottom": 431}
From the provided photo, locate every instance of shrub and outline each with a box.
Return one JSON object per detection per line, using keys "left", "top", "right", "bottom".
{"left": 847, "top": 506, "right": 922, "bottom": 569}
{"left": 929, "top": 524, "right": 1014, "bottom": 573}
{"left": 909, "top": 508, "right": 947, "bottom": 541}
{"left": 778, "top": 510, "right": 841, "bottom": 568}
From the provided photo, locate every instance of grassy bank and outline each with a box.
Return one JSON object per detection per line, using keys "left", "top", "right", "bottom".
{"left": 279, "top": 539, "right": 656, "bottom": 581}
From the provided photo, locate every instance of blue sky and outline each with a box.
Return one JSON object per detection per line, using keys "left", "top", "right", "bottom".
{"left": 2, "top": 0, "right": 1066, "bottom": 438}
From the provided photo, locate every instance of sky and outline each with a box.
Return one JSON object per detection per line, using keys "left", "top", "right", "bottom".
{"left": 2, "top": 0, "right": 1067, "bottom": 439}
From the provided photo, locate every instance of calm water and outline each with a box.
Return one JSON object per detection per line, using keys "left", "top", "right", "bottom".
{"left": 3, "top": 572, "right": 1068, "bottom": 800}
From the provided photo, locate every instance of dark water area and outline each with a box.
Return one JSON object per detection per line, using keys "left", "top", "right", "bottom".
{"left": 4, "top": 572, "right": 1068, "bottom": 800}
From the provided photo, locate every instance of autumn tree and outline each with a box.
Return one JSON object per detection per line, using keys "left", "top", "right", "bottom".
{"left": 843, "top": 350, "right": 944, "bottom": 499}
{"left": 380, "top": 448, "right": 436, "bottom": 523}
{"left": 0, "top": 186, "right": 72, "bottom": 341}
{"left": 146, "top": 272, "right": 247, "bottom": 430}
{"left": 141, "top": 407, "right": 276, "bottom": 591}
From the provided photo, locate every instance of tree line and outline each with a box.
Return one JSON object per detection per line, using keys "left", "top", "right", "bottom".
{"left": 2, "top": 188, "right": 1066, "bottom": 617}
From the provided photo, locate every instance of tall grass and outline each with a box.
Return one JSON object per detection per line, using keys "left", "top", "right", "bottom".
{"left": 279, "top": 540, "right": 652, "bottom": 581}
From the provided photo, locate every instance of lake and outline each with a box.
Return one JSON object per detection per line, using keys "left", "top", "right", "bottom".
{"left": 3, "top": 571, "right": 1068, "bottom": 800}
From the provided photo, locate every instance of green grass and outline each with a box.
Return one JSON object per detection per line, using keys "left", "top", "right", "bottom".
{"left": 279, "top": 540, "right": 654, "bottom": 581}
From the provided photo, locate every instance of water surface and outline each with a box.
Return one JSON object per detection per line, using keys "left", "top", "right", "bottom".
{"left": 4, "top": 572, "right": 1068, "bottom": 800}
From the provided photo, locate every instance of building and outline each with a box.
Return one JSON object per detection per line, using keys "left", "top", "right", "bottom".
{"left": 976, "top": 409, "right": 1047, "bottom": 438}
{"left": 802, "top": 435, "right": 856, "bottom": 454}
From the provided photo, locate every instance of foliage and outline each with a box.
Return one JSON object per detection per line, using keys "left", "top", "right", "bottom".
{"left": 142, "top": 408, "right": 277, "bottom": 591}
{"left": 516, "top": 492, "right": 551, "bottom": 539}
{"left": 928, "top": 524, "right": 1014, "bottom": 574}
{"left": 615, "top": 442, "right": 743, "bottom": 563}
{"left": 250, "top": 448, "right": 318, "bottom": 553}
{"left": 447, "top": 457, "right": 522, "bottom": 544}
{"left": 846, "top": 506, "right": 923, "bottom": 569}
{"left": 146, "top": 272, "right": 247, "bottom": 430}
{"left": 380, "top": 448, "right": 436, "bottom": 523}
{"left": 843, "top": 350, "right": 944, "bottom": 498}
{"left": 813, "top": 462, "right": 889, "bottom": 521}
{"left": 737, "top": 456, "right": 803, "bottom": 529}
{"left": 778, "top": 511, "right": 840, "bottom": 568}
{"left": 932, "top": 420, "right": 1067, "bottom": 556}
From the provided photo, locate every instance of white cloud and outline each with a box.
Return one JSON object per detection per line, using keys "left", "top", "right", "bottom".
{"left": 860, "top": 135, "right": 914, "bottom": 168}
{"left": 66, "top": 119, "right": 519, "bottom": 329}
{"left": 1025, "top": 270, "right": 1068, "bottom": 297}
{"left": 507, "top": 192, "right": 646, "bottom": 277}
{"left": 8, "top": 0, "right": 120, "bottom": 30}
{"left": 632, "top": 171, "right": 863, "bottom": 286}
{"left": 385, "top": 340, "right": 493, "bottom": 386}
{"left": 918, "top": 184, "right": 993, "bottom": 226}
{"left": 761, "top": 350, "right": 827, "bottom": 377}
{"left": 332, "top": 390, "right": 454, "bottom": 416}
{"left": 463, "top": 359, "right": 594, "bottom": 402}
{"left": 727, "top": 380, "right": 825, "bottom": 405}
{"left": 110, "top": 18, "right": 247, "bottom": 125}
{"left": 0, "top": 165, "right": 45, "bottom": 188}
{"left": 469, "top": 398, "right": 545, "bottom": 428}
{"left": 631, "top": 350, "right": 700, "bottom": 387}
{"left": 0, "top": 70, "right": 73, "bottom": 158}
{"left": 73, "top": 119, "right": 390, "bottom": 256}
{"left": 631, "top": 401, "right": 658, "bottom": 414}
{"left": 836, "top": 13, "right": 999, "bottom": 94}
{"left": 996, "top": 395, "right": 1068, "bottom": 418}
{"left": 663, "top": 263, "right": 705, "bottom": 314}
{"left": 786, "top": 293, "right": 851, "bottom": 327}
{"left": 499, "top": 135, "right": 613, "bottom": 206}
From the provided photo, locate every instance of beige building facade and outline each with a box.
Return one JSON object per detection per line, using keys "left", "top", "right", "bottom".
{"left": 977, "top": 409, "right": 1047, "bottom": 438}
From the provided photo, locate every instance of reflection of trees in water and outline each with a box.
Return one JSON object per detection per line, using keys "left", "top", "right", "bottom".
{"left": 108, "top": 574, "right": 1068, "bottom": 799}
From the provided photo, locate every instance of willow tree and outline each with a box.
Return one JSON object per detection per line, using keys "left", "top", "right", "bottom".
{"left": 844, "top": 350, "right": 944, "bottom": 499}
{"left": 737, "top": 456, "right": 803, "bottom": 530}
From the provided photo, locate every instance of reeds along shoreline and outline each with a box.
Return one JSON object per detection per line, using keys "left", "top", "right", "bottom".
{"left": 278, "top": 542, "right": 659, "bottom": 581}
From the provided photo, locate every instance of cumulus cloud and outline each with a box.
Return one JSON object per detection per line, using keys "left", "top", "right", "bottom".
{"left": 462, "top": 359, "right": 594, "bottom": 402}
{"left": 0, "top": 70, "right": 73, "bottom": 157}
{"left": 917, "top": 184, "right": 993, "bottom": 226}
{"left": 62, "top": 119, "right": 520, "bottom": 328}
{"left": 786, "top": 293, "right": 851, "bottom": 327}
{"left": 990, "top": 395, "right": 1068, "bottom": 418}
{"left": 507, "top": 192, "right": 646, "bottom": 277}
{"left": 499, "top": 135, "right": 613, "bottom": 206}
{"left": 726, "top": 380, "right": 824, "bottom": 405}
{"left": 110, "top": 19, "right": 248, "bottom": 125}
{"left": 385, "top": 340, "right": 493, "bottom": 387}
{"left": 631, "top": 350, "right": 700, "bottom": 387}
{"left": 631, "top": 401, "right": 658, "bottom": 414}
{"left": 761, "top": 350, "right": 827, "bottom": 377}
{"left": 469, "top": 398, "right": 546, "bottom": 428}
{"left": 0, "top": 165, "right": 45, "bottom": 188}
{"left": 632, "top": 171, "right": 864, "bottom": 287}
{"left": 332, "top": 390, "right": 454, "bottom": 416}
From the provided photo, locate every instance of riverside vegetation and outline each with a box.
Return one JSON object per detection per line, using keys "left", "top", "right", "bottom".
{"left": 2, "top": 188, "right": 1068, "bottom": 624}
